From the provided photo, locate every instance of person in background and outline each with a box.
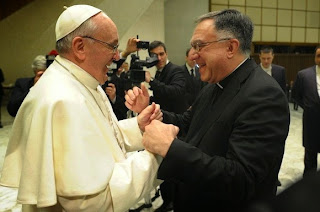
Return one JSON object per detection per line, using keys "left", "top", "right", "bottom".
{"left": 292, "top": 45, "right": 320, "bottom": 178}
{"left": 288, "top": 80, "right": 299, "bottom": 110}
{"left": 121, "top": 61, "right": 129, "bottom": 72}
{"left": 0, "top": 5, "right": 162, "bottom": 212}
{"left": 104, "top": 64, "right": 128, "bottom": 120}
{"left": 125, "top": 9, "right": 290, "bottom": 212}
{"left": 259, "top": 46, "right": 287, "bottom": 93}
{"left": 182, "top": 47, "right": 207, "bottom": 108}
{"left": 103, "top": 38, "right": 140, "bottom": 120}
{"left": 259, "top": 46, "right": 286, "bottom": 187}
{"left": 7, "top": 55, "right": 47, "bottom": 117}
{"left": 145, "top": 40, "right": 188, "bottom": 114}
{"left": 0, "top": 67, "right": 4, "bottom": 128}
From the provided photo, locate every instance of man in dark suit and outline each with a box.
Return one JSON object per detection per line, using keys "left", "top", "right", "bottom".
{"left": 145, "top": 40, "right": 188, "bottom": 114}
{"left": 292, "top": 45, "right": 320, "bottom": 178}
{"left": 144, "top": 40, "right": 188, "bottom": 212}
{"left": 259, "top": 46, "right": 287, "bottom": 93}
{"left": 102, "top": 57, "right": 130, "bottom": 121}
{"left": 102, "top": 38, "right": 140, "bottom": 120}
{"left": 259, "top": 46, "right": 286, "bottom": 187}
{"left": 126, "top": 9, "right": 290, "bottom": 212}
{"left": 102, "top": 65, "right": 129, "bottom": 120}
{"left": 182, "top": 48, "right": 207, "bottom": 108}
{"left": 7, "top": 55, "right": 47, "bottom": 117}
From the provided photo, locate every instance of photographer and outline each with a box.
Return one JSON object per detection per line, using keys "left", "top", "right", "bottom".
{"left": 145, "top": 41, "right": 188, "bottom": 114}
{"left": 104, "top": 61, "right": 130, "bottom": 120}
{"left": 102, "top": 38, "right": 139, "bottom": 120}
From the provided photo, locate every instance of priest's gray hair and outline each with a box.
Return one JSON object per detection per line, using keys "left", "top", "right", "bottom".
{"left": 196, "top": 9, "right": 254, "bottom": 56}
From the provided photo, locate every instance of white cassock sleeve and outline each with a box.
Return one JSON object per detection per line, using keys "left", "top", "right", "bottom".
{"left": 57, "top": 150, "right": 162, "bottom": 212}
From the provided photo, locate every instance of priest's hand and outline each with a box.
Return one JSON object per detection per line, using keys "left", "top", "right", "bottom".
{"left": 125, "top": 83, "right": 150, "bottom": 113}
{"left": 143, "top": 120, "right": 179, "bottom": 158}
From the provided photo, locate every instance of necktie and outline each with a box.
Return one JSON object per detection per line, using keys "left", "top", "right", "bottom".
{"left": 190, "top": 69, "right": 194, "bottom": 77}
{"left": 155, "top": 70, "right": 161, "bottom": 79}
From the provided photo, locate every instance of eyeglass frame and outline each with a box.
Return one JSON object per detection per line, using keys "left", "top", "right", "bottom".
{"left": 190, "top": 38, "right": 232, "bottom": 52}
{"left": 82, "top": 36, "right": 119, "bottom": 53}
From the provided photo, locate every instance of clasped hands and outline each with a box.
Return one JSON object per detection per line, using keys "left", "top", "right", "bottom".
{"left": 125, "top": 83, "right": 179, "bottom": 157}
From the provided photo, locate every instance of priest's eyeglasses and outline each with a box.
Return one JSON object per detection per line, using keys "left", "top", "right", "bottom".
{"left": 82, "top": 36, "right": 119, "bottom": 53}
{"left": 191, "top": 38, "right": 231, "bottom": 52}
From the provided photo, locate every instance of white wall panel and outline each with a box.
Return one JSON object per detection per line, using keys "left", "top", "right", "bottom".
{"left": 292, "top": 28, "right": 305, "bottom": 42}
{"left": 277, "top": 27, "right": 291, "bottom": 42}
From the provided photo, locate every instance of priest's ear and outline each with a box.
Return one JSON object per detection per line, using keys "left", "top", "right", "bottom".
{"left": 226, "top": 38, "right": 240, "bottom": 59}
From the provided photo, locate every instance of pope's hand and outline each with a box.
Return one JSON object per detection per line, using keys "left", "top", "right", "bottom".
{"left": 137, "top": 102, "right": 163, "bottom": 132}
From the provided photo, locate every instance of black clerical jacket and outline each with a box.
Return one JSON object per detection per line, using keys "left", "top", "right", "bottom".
{"left": 160, "top": 59, "right": 290, "bottom": 211}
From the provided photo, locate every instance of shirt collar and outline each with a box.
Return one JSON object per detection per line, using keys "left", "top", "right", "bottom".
{"left": 217, "top": 58, "right": 249, "bottom": 89}
{"left": 260, "top": 63, "right": 272, "bottom": 73}
{"left": 185, "top": 63, "right": 194, "bottom": 72}
{"left": 157, "top": 59, "right": 170, "bottom": 73}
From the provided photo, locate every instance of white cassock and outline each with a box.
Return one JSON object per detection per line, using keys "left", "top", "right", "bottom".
{"left": 0, "top": 55, "right": 162, "bottom": 212}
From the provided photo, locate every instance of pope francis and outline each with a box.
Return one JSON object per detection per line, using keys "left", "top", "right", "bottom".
{"left": 0, "top": 4, "right": 163, "bottom": 212}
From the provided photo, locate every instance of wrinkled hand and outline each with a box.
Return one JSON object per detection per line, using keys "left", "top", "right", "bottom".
{"left": 137, "top": 102, "right": 163, "bottom": 131}
{"left": 143, "top": 120, "right": 179, "bottom": 157}
{"left": 122, "top": 37, "right": 139, "bottom": 58}
{"left": 105, "top": 83, "right": 116, "bottom": 101}
{"left": 125, "top": 83, "right": 150, "bottom": 113}
{"left": 34, "top": 70, "right": 45, "bottom": 85}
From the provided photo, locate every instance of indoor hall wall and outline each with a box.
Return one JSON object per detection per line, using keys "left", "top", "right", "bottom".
{"left": 120, "top": 0, "right": 165, "bottom": 77}
{"left": 164, "top": 0, "right": 209, "bottom": 65}
{"left": 210, "top": 0, "right": 320, "bottom": 43}
{"left": 0, "top": 0, "right": 164, "bottom": 85}
{"left": 210, "top": 0, "right": 319, "bottom": 85}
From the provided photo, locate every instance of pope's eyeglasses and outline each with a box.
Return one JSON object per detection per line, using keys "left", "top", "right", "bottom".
{"left": 82, "top": 36, "right": 119, "bottom": 53}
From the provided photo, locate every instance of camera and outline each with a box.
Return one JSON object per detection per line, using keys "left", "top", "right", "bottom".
{"left": 106, "top": 39, "right": 159, "bottom": 90}
{"left": 125, "top": 53, "right": 158, "bottom": 85}
{"left": 126, "top": 39, "right": 158, "bottom": 85}
{"left": 137, "top": 41, "right": 149, "bottom": 49}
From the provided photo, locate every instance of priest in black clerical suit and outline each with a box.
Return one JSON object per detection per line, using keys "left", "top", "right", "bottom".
{"left": 137, "top": 10, "right": 290, "bottom": 212}
{"left": 158, "top": 58, "right": 290, "bottom": 211}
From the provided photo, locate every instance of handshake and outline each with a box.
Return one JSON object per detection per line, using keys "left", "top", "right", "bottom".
{"left": 126, "top": 83, "right": 179, "bottom": 158}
